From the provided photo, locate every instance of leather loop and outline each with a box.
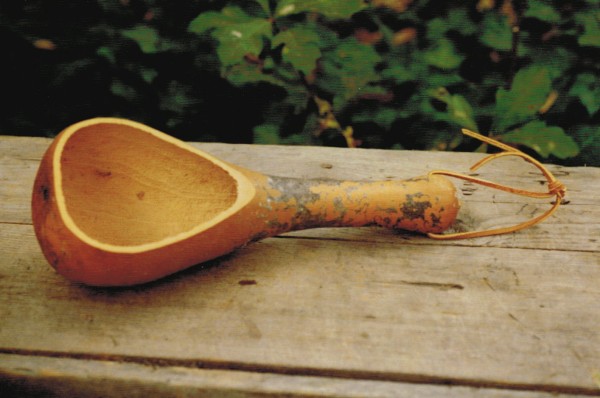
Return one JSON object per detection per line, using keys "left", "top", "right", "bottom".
{"left": 427, "top": 129, "right": 566, "bottom": 240}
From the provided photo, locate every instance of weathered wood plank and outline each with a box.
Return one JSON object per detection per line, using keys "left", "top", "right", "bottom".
{"left": 1, "top": 353, "right": 591, "bottom": 398}
{"left": 1, "top": 222, "right": 599, "bottom": 392}
{"left": 1, "top": 135, "right": 599, "bottom": 395}
{"left": 1, "top": 136, "right": 599, "bottom": 252}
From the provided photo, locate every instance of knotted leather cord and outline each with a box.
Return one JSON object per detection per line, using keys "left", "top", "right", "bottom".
{"left": 427, "top": 129, "right": 567, "bottom": 240}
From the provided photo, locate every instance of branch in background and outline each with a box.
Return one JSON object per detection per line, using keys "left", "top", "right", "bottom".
{"left": 504, "top": 0, "right": 525, "bottom": 87}
{"left": 314, "top": 96, "right": 358, "bottom": 148}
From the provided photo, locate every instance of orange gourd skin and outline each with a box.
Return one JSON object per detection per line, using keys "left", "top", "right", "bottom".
{"left": 33, "top": 135, "right": 459, "bottom": 287}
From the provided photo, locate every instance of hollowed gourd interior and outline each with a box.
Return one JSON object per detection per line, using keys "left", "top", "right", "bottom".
{"left": 59, "top": 123, "right": 238, "bottom": 246}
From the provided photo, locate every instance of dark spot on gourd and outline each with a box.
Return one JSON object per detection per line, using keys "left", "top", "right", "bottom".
{"left": 401, "top": 193, "right": 432, "bottom": 220}
{"left": 95, "top": 169, "right": 112, "bottom": 177}
{"left": 40, "top": 185, "right": 50, "bottom": 202}
{"left": 137, "top": 191, "right": 145, "bottom": 200}
{"left": 239, "top": 279, "right": 257, "bottom": 286}
{"left": 430, "top": 212, "right": 441, "bottom": 227}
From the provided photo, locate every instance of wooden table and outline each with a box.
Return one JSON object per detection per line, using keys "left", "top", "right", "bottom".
{"left": 1, "top": 135, "right": 599, "bottom": 397}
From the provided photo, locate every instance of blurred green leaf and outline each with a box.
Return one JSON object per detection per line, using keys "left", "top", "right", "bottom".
{"left": 140, "top": 67, "right": 158, "bottom": 84}
{"left": 273, "top": 26, "right": 322, "bottom": 75}
{"left": 122, "top": 25, "right": 174, "bottom": 53}
{"left": 531, "top": 46, "right": 575, "bottom": 80}
{"left": 188, "top": 7, "right": 253, "bottom": 34}
{"left": 96, "top": 46, "right": 116, "bottom": 64}
{"left": 255, "top": 0, "right": 271, "bottom": 15}
{"left": 352, "top": 107, "right": 398, "bottom": 129}
{"left": 429, "top": 88, "right": 478, "bottom": 131}
{"left": 282, "top": 82, "right": 311, "bottom": 114}
{"left": 426, "top": 18, "right": 448, "bottom": 40}
{"left": 524, "top": 0, "right": 561, "bottom": 23}
{"left": 569, "top": 125, "right": 600, "bottom": 166}
{"left": 427, "top": 72, "right": 464, "bottom": 87}
{"left": 503, "top": 121, "right": 579, "bottom": 158}
{"left": 254, "top": 123, "right": 281, "bottom": 144}
{"left": 213, "top": 19, "right": 272, "bottom": 67}
{"left": 318, "top": 38, "right": 382, "bottom": 108}
{"left": 224, "top": 62, "right": 283, "bottom": 87}
{"left": 159, "top": 81, "right": 199, "bottom": 113}
{"left": 576, "top": 12, "right": 600, "bottom": 47}
{"left": 446, "top": 8, "right": 478, "bottom": 36}
{"left": 110, "top": 80, "right": 137, "bottom": 101}
{"left": 481, "top": 13, "right": 512, "bottom": 51}
{"left": 275, "top": 0, "right": 366, "bottom": 19}
{"left": 381, "top": 64, "right": 416, "bottom": 84}
{"left": 569, "top": 73, "right": 600, "bottom": 115}
{"left": 423, "top": 38, "right": 463, "bottom": 70}
{"left": 426, "top": 8, "right": 477, "bottom": 40}
{"left": 494, "top": 66, "right": 552, "bottom": 132}
{"left": 189, "top": 6, "right": 272, "bottom": 67}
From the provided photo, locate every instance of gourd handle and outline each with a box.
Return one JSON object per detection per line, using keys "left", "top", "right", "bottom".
{"left": 242, "top": 172, "right": 460, "bottom": 237}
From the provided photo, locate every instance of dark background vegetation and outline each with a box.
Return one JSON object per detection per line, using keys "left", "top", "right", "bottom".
{"left": 1, "top": 0, "right": 598, "bottom": 165}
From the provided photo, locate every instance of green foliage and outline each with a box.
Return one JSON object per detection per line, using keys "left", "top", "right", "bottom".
{"left": 274, "top": 0, "right": 366, "bottom": 19}
{"left": 494, "top": 66, "right": 552, "bottom": 132}
{"left": 1, "top": 0, "right": 599, "bottom": 165}
{"left": 272, "top": 27, "right": 321, "bottom": 75}
{"left": 503, "top": 121, "right": 579, "bottom": 159}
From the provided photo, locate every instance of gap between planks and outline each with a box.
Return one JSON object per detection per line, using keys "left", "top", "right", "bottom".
{"left": 1, "top": 351, "right": 599, "bottom": 397}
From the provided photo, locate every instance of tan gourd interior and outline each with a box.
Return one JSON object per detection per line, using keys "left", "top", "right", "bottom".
{"left": 59, "top": 123, "right": 237, "bottom": 246}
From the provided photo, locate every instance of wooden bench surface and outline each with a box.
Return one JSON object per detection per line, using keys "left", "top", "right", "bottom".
{"left": 1, "top": 135, "right": 599, "bottom": 397}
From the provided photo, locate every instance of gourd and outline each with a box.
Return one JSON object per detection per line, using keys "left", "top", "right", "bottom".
{"left": 32, "top": 118, "right": 459, "bottom": 286}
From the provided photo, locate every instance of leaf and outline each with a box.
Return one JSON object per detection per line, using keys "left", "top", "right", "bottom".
{"left": 502, "top": 121, "right": 579, "bottom": 159}
{"left": 371, "top": 0, "right": 412, "bottom": 12}
{"left": 189, "top": 6, "right": 272, "bottom": 67}
{"left": 254, "top": 0, "right": 271, "bottom": 16}
{"left": 273, "top": 26, "right": 322, "bottom": 75}
{"left": 429, "top": 88, "right": 478, "bottom": 131}
{"left": 159, "top": 81, "right": 199, "bottom": 113}
{"left": 213, "top": 19, "right": 272, "bottom": 67}
{"left": 425, "top": 8, "right": 477, "bottom": 41}
{"left": 494, "top": 66, "right": 552, "bottom": 132}
{"left": 569, "top": 73, "right": 600, "bottom": 115}
{"left": 122, "top": 25, "right": 173, "bottom": 53}
{"left": 96, "top": 46, "right": 116, "bottom": 64}
{"left": 352, "top": 107, "right": 399, "bottom": 130}
{"left": 426, "top": 18, "right": 448, "bottom": 40}
{"left": 140, "top": 67, "right": 158, "bottom": 84}
{"left": 110, "top": 80, "right": 137, "bottom": 101}
{"left": 425, "top": 71, "right": 464, "bottom": 87}
{"left": 524, "top": 0, "right": 561, "bottom": 23}
{"left": 569, "top": 125, "right": 600, "bottom": 166}
{"left": 223, "top": 62, "right": 284, "bottom": 87}
{"left": 446, "top": 8, "right": 478, "bottom": 36}
{"left": 481, "top": 13, "right": 512, "bottom": 51}
{"left": 531, "top": 46, "right": 575, "bottom": 80}
{"left": 423, "top": 38, "right": 464, "bottom": 70}
{"left": 317, "top": 38, "right": 382, "bottom": 108}
{"left": 254, "top": 124, "right": 281, "bottom": 144}
{"left": 282, "top": 82, "right": 311, "bottom": 114}
{"left": 571, "top": 124, "right": 600, "bottom": 149}
{"left": 188, "top": 7, "right": 253, "bottom": 35}
{"left": 576, "top": 12, "right": 600, "bottom": 47}
{"left": 381, "top": 64, "right": 416, "bottom": 84}
{"left": 275, "top": 0, "right": 366, "bottom": 19}
{"left": 446, "top": 95, "right": 478, "bottom": 131}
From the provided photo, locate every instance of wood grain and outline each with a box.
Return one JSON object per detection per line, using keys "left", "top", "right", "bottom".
{"left": 1, "top": 136, "right": 599, "bottom": 396}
